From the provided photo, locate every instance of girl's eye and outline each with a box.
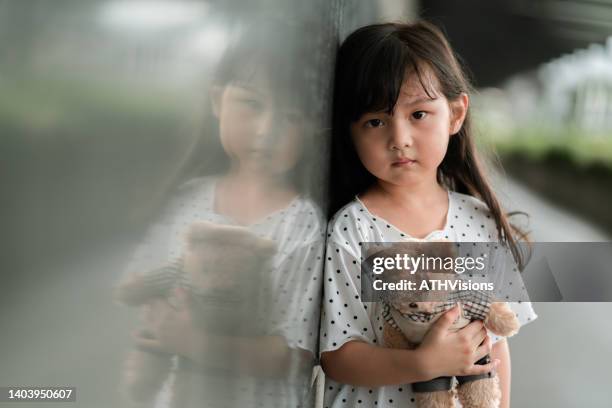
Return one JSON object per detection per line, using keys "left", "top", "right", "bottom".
{"left": 365, "top": 118, "right": 385, "bottom": 128}
{"left": 412, "top": 111, "right": 427, "bottom": 120}
{"left": 239, "top": 98, "right": 263, "bottom": 110}
{"left": 285, "top": 111, "right": 304, "bottom": 125}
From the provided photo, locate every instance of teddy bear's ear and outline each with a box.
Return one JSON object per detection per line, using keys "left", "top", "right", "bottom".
{"left": 358, "top": 239, "right": 391, "bottom": 257}
{"left": 360, "top": 244, "right": 390, "bottom": 273}
{"left": 113, "top": 273, "right": 157, "bottom": 306}
{"left": 427, "top": 239, "right": 457, "bottom": 258}
{"left": 186, "top": 221, "right": 250, "bottom": 245}
{"left": 485, "top": 302, "right": 520, "bottom": 337}
{"left": 184, "top": 220, "right": 218, "bottom": 244}
{"left": 245, "top": 235, "right": 277, "bottom": 259}
{"left": 185, "top": 220, "right": 277, "bottom": 257}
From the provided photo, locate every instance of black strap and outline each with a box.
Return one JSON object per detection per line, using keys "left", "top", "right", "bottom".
{"left": 456, "top": 354, "right": 495, "bottom": 385}
{"left": 412, "top": 376, "right": 453, "bottom": 393}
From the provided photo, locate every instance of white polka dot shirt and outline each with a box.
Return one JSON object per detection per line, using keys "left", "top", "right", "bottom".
{"left": 319, "top": 190, "right": 537, "bottom": 408}
{"left": 123, "top": 176, "right": 326, "bottom": 408}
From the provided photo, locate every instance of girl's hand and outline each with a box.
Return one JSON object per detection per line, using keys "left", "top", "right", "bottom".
{"left": 417, "top": 305, "right": 498, "bottom": 379}
{"left": 133, "top": 289, "right": 195, "bottom": 357}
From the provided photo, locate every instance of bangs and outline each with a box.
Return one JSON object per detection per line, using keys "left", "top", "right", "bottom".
{"left": 216, "top": 38, "right": 294, "bottom": 87}
{"left": 214, "top": 27, "right": 313, "bottom": 113}
{"left": 339, "top": 30, "right": 439, "bottom": 122}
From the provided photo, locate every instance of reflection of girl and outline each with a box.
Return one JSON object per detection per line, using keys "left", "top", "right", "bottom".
{"left": 320, "top": 22, "right": 537, "bottom": 408}
{"left": 116, "top": 19, "right": 326, "bottom": 408}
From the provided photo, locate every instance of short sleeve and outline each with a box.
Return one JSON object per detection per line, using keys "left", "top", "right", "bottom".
{"left": 267, "top": 241, "right": 324, "bottom": 355}
{"left": 121, "top": 213, "right": 175, "bottom": 278}
{"left": 509, "top": 300, "right": 537, "bottom": 327}
{"left": 487, "top": 244, "right": 538, "bottom": 344}
{"left": 319, "top": 238, "right": 376, "bottom": 357}
{"left": 120, "top": 184, "right": 200, "bottom": 279}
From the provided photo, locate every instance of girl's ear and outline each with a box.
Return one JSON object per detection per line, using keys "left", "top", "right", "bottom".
{"left": 449, "top": 93, "right": 469, "bottom": 135}
{"left": 210, "top": 85, "right": 223, "bottom": 118}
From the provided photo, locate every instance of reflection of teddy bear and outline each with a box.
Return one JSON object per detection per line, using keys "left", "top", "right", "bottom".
{"left": 114, "top": 221, "right": 276, "bottom": 405}
{"left": 367, "top": 240, "right": 519, "bottom": 408}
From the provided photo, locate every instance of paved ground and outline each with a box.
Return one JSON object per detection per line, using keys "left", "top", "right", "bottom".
{"left": 491, "top": 172, "right": 612, "bottom": 407}
{"left": 491, "top": 171, "right": 610, "bottom": 242}
{"left": 2, "top": 174, "right": 610, "bottom": 408}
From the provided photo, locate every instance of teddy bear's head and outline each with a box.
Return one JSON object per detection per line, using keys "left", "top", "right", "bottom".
{"left": 366, "top": 240, "right": 460, "bottom": 316}
{"left": 183, "top": 220, "right": 277, "bottom": 293}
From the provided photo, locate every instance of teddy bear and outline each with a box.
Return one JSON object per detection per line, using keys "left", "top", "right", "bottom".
{"left": 365, "top": 240, "right": 520, "bottom": 408}
{"left": 113, "top": 220, "right": 277, "bottom": 406}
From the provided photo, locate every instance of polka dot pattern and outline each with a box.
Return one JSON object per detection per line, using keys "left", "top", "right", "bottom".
{"left": 320, "top": 191, "right": 538, "bottom": 407}
{"left": 122, "top": 176, "right": 326, "bottom": 407}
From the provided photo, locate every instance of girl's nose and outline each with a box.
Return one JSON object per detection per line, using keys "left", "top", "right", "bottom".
{"left": 253, "top": 110, "right": 280, "bottom": 149}
{"left": 388, "top": 121, "right": 413, "bottom": 150}
{"left": 256, "top": 110, "right": 275, "bottom": 137}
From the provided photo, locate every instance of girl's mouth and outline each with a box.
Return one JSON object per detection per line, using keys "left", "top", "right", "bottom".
{"left": 392, "top": 159, "right": 416, "bottom": 166}
{"left": 247, "top": 149, "right": 272, "bottom": 157}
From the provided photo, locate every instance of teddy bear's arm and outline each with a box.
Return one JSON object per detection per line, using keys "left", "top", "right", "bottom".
{"left": 114, "top": 261, "right": 182, "bottom": 306}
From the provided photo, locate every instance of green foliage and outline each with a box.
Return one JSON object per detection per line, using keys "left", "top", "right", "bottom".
{"left": 481, "top": 127, "right": 612, "bottom": 169}
{"left": 0, "top": 72, "right": 184, "bottom": 135}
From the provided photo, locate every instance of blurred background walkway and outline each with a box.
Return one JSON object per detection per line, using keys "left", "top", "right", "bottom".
{"left": 493, "top": 171, "right": 610, "bottom": 242}
{"left": 492, "top": 172, "right": 611, "bottom": 408}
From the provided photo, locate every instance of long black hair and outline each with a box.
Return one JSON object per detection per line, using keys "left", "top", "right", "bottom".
{"left": 142, "top": 16, "right": 329, "bottom": 222}
{"left": 180, "top": 16, "right": 321, "bottom": 187}
{"left": 329, "top": 21, "right": 529, "bottom": 269}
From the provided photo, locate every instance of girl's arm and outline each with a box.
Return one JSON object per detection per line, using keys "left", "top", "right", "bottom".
{"left": 321, "top": 341, "right": 430, "bottom": 386}
{"left": 186, "top": 331, "right": 312, "bottom": 377}
{"left": 491, "top": 338, "right": 511, "bottom": 408}
{"left": 132, "top": 294, "right": 311, "bottom": 378}
{"left": 321, "top": 306, "right": 499, "bottom": 387}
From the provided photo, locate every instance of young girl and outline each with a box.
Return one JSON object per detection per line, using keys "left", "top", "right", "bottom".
{"left": 116, "top": 18, "right": 327, "bottom": 408}
{"left": 320, "top": 21, "right": 537, "bottom": 408}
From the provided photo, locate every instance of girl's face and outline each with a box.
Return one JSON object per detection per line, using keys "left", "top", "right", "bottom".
{"left": 350, "top": 73, "right": 468, "bottom": 188}
{"left": 211, "top": 72, "right": 305, "bottom": 177}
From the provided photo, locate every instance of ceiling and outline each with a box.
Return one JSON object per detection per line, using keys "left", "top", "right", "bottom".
{"left": 419, "top": 0, "right": 612, "bottom": 86}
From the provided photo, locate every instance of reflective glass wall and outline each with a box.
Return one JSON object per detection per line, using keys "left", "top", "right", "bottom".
{"left": 1, "top": 1, "right": 414, "bottom": 407}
